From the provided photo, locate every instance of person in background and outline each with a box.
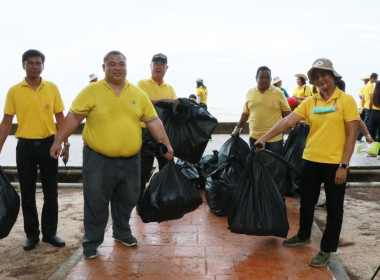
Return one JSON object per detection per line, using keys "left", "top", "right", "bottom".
{"left": 254, "top": 58, "right": 359, "bottom": 268}
{"left": 189, "top": 94, "right": 197, "bottom": 101}
{"left": 137, "top": 53, "right": 178, "bottom": 200}
{"left": 231, "top": 66, "right": 291, "bottom": 155}
{"left": 358, "top": 76, "right": 370, "bottom": 124}
{"left": 50, "top": 50, "right": 173, "bottom": 259}
{"left": 0, "top": 49, "right": 69, "bottom": 251}
{"left": 196, "top": 78, "right": 208, "bottom": 110}
{"left": 362, "top": 73, "right": 378, "bottom": 140}
{"left": 293, "top": 74, "right": 312, "bottom": 105}
{"left": 89, "top": 73, "right": 98, "bottom": 83}
{"left": 369, "top": 81, "right": 380, "bottom": 159}
{"left": 273, "top": 76, "right": 289, "bottom": 97}
{"left": 335, "top": 79, "right": 373, "bottom": 144}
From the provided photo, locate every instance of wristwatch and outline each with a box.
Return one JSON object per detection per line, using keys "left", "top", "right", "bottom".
{"left": 339, "top": 163, "right": 349, "bottom": 169}
{"left": 64, "top": 142, "right": 70, "bottom": 147}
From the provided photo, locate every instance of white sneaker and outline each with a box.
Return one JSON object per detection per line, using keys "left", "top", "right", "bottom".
{"left": 376, "top": 155, "right": 380, "bottom": 160}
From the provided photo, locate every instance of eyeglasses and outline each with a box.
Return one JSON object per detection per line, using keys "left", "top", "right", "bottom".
{"left": 24, "top": 61, "right": 43, "bottom": 67}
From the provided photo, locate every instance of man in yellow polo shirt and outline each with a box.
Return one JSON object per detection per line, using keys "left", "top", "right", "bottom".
{"left": 50, "top": 50, "right": 173, "bottom": 259}
{"left": 137, "top": 53, "right": 178, "bottom": 199}
{"left": 232, "top": 66, "right": 291, "bottom": 155}
{"left": 0, "top": 49, "right": 69, "bottom": 251}
{"left": 357, "top": 76, "right": 370, "bottom": 141}
{"left": 363, "top": 73, "right": 378, "bottom": 139}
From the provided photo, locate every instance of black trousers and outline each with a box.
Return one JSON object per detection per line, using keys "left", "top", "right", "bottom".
{"left": 16, "top": 135, "right": 58, "bottom": 239}
{"left": 297, "top": 160, "right": 346, "bottom": 253}
{"left": 369, "top": 109, "right": 380, "bottom": 142}
{"left": 357, "top": 108, "right": 366, "bottom": 140}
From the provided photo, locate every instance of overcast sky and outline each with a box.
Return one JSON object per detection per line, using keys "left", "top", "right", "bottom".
{"left": 1, "top": 0, "right": 379, "bottom": 117}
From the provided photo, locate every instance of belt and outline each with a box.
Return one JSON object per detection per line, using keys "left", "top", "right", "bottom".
{"left": 18, "top": 135, "right": 55, "bottom": 146}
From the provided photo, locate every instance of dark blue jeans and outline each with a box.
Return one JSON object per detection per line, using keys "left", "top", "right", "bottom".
{"left": 16, "top": 136, "right": 58, "bottom": 239}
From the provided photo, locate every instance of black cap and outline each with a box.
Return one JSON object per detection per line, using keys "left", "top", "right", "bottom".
{"left": 152, "top": 53, "right": 167, "bottom": 63}
{"left": 370, "top": 73, "right": 378, "bottom": 79}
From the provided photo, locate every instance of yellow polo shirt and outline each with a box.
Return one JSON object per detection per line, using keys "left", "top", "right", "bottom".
{"left": 363, "top": 81, "right": 374, "bottom": 109}
{"left": 137, "top": 78, "right": 177, "bottom": 100}
{"left": 294, "top": 88, "right": 359, "bottom": 164}
{"left": 197, "top": 86, "right": 208, "bottom": 104}
{"left": 4, "top": 78, "right": 64, "bottom": 139}
{"left": 70, "top": 79, "right": 157, "bottom": 157}
{"left": 359, "top": 86, "right": 366, "bottom": 109}
{"left": 243, "top": 85, "right": 290, "bottom": 142}
{"left": 293, "top": 85, "right": 312, "bottom": 105}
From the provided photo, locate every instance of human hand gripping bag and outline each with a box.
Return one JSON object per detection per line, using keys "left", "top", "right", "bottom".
{"left": 0, "top": 166, "right": 20, "bottom": 239}
{"left": 227, "top": 151, "right": 289, "bottom": 238}
{"left": 205, "top": 136, "right": 250, "bottom": 216}
{"left": 154, "top": 98, "right": 218, "bottom": 163}
{"left": 138, "top": 161, "right": 203, "bottom": 223}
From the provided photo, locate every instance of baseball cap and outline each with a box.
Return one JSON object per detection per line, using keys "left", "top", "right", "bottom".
{"left": 152, "top": 53, "right": 167, "bottom": 63}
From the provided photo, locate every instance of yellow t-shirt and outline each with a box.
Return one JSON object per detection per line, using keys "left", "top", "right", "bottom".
{"left": 294, "top": 88, "right": 359, "bottom": 164}
{"left": 243, "top": 85, "right": 291, "bottom": 142}
{"left": 4, "top": 78, "right": 64, "bottom": 139}
{"left": 197, "top": 86, "right": 208, "bottom": 104}
{"left": 363, "top": 81, "right": 374, "bottom": 109}
{"left": 70, "top": 79, "right": 157, "bottom": 157}
{"left": 137, "top": 78, "right": 177, "bottom": 100}
{"left": 359, "top": 86, "right": 366, "bottom": 109}
{"left": 293, "top": 85, "right": 312, "bottom": 104}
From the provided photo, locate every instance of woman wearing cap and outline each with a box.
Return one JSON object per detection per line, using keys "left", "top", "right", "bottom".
{"left": 196, "top": 78, "right": 208, "bottom": 110}
{"left": 273, "top": 76, "right": 289, "bottom": 97}
{"left": 254, "top": 58, "right": 359, "bottom": 268}
{"left": 293, "top": 74, "right": 312, "bottom": 105}
{"left": 232, "top": 66, "right": 291, "bottom": 155}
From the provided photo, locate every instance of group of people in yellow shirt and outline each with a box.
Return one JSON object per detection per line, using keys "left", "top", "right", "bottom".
{"left": 232, "top": 58, "right": 359, "bottom": 268}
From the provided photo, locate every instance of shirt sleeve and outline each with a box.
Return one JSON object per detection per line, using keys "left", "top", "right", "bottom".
{"left": 52, "top": 84, "right": 65, "bottom": 114}
{"left": 140, "top": 91, "right": 158, "bottom": 122}
{"left": 4, "top": 89, "right": 16, "bottom": 115}
{"left": 70, "top": 86, "right": 94, "bottom": 116}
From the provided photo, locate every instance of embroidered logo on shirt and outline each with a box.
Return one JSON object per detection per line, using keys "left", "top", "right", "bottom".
{"left": 45, "top": 104, "right": 50, "bottom": 110}
{"left": 132, "top": 100, "right": 136, "bottom": 104}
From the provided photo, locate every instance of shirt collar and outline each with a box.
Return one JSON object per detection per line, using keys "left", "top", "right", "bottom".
{"left": 315, "top": 86, "right": 342, "bottom": 102}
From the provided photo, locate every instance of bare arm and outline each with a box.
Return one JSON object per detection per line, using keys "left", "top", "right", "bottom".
{"left": 55, "top": 112, "right": 70, "bottom": 163}
{"left": 145, "top": 118, "right": 174, "bottom": 160}
{"left": 232, "top": 113, "right": 250, "bottom": 136}
{"left": 150, "top": 98, "right": 179, "bottom": 105}
{"left": 255, "top": 112, "right": 304, "bottom": 150}
{"left": 50, "top": 113, "right": 86, "bottom": 159}
{"left": 335, "top": 120, "right": 358, "bottom": 185}
{"left": 0, "top": 114, "right": 14, "bottom": 153}
{"left": 358, "top": 119, "right": 373, "bottom": 143}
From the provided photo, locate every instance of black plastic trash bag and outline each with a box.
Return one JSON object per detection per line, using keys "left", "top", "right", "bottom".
{"left": 217, "top": 135, "right": 250, "bottom": 165}
{"left": 138, "top": 161, "right": 203, "bottom": 223}
{"left": 0, "top": 167, "right": 20, "bottom": 239}
{"left": 198, "top": 150, "right": 219, "bottom": 178}
{"left": 205, "top": 136, "right": 250, "bottom": 216}
{"left": 175, "top": 159, "right": 203, "bottom": 189}
{"left": 282, "top": 125, "right": 309, "bottom": 192}
{"left": 155, "top": 98, "right": 218, "bottom": 163}
{"left": 228, "top": 151, "right": 289, "bottom": 238}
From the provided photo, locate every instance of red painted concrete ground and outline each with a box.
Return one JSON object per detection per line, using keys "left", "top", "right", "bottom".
{"left": 63, "top": 193, "right": 334, "bottom": 280}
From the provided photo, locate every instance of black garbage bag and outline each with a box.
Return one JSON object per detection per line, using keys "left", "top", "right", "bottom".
{"left": 253, "top": 150, "right": 293, "bottom": 197}
{"left": 228, "top": 151, "right": 289, "bottom": 238}
{"left": 155, "top": 98, "right": 218, "bottom": 163}
{"left": 175, "top": 159, "right": 203, "bottom": 189}
{"left": 138, "top": 161, "right": 203, "bottom": 223}
{"left": 282, "top": 125, "right": 309, "bottom": 193}
{"left": 0, "top": 167, "right": 20, "bottom": 239}
{"left": 217, "top": 136, "right": 250, "bottom": 165}
{"left": 205, "top": 136, "right": 250, "bottom": 216}
{"left": 198, "top": 150, "right": 219, "bottom": 178}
